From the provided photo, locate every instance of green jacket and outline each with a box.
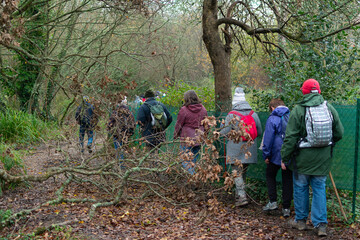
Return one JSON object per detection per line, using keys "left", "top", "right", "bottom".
{"left": 281, "top": 94, "right": 344, "bottom": 175}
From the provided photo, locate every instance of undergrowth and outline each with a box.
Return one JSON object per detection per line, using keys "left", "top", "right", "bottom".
{"left": 0, "top": 109, "right": 58, "bottom": 144}
{"left": 0, "top": 109, "right": 61, "bottom": 195}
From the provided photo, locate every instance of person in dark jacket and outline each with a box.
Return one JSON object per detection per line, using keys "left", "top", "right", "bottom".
{"left": 281, "top": 79, "right": 344, "bottom": 236}
{"left": 174, "top": 90, "right": 208, "bottom": 174}
{"left": 262, "top": 99, "right": 293, "bottom": 217}
{"left": 220, "top": 87, "right": 262, "bottom": 207}
{"left": 107, "top": 97, "right": 135, "bottom": 161}
{"left": 75, "top": 96, "right": 98, "bottom": 153}
{"left": 137, "top": 89, "right": 173, "bottom": 148}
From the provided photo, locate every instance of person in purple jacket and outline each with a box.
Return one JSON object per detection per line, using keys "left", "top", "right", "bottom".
{"left": 174, "top": 90, "right": 208, "bottom": 174}
{"left": 262, "top": 99, "right": 293, "bottom": 217}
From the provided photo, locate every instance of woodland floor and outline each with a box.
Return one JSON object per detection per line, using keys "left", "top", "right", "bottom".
{"left": 0, "top": 141, "right": 359, "bottom": 240}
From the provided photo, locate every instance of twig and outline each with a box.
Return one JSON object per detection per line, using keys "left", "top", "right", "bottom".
{"left": 329, "top": 171, "right": 348, "bottom": 222}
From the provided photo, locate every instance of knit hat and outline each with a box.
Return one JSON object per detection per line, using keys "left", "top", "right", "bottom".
{"left": 144, "top": 89, "right": 155, "bottom": 98}
{"left": 301, "top": 79, "right": 321, "bottom": 95}
{"left": 121, "top": 96, "right": 127, "bottom": 105}
{"left": 83, "top": 96, "right": 90, "bottom": 103}
{"left": 232, "top": 87, "right": 246, "bottom": 105}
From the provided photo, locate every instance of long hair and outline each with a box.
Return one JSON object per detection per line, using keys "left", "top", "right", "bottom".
{"left": 183, "top": 90, "right": 201, "bottom": 107}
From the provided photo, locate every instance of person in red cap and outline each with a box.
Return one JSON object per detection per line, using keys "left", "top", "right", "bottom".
{"left": 300, "top": 78, "right": 321, "bottom": 95}
{"left": 281, "top": 79, "right": 344, "bottom": 236}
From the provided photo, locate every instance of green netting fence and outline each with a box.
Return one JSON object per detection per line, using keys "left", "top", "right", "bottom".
{"left": 128, "top": 99, "right": 359, "bottom": 220}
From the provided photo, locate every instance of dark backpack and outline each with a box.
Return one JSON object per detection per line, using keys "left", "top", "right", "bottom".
{"left": 144, "top": 102, "right": 168, "bottom": 131}
{"left": 279, "top": 112, "right": 290, "bottom": 140}
{"left": 228, "top": 110, "right": 258, "bottom": 141}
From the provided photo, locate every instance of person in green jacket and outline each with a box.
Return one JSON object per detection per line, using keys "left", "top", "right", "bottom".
{"left": 281, "top": 79, "right": 344, "bottom": 237}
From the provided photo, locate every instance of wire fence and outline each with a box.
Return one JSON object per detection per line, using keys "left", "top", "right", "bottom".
{"left": 128, "top": 99, "right": 359, "bottom": 220}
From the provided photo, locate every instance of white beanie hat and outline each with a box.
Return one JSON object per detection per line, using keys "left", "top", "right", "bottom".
{"left": 121, "top": 96, "right": 127, "bottom": 105}
{"left": 232, "top": 87, "right": 246, "bottom": 105}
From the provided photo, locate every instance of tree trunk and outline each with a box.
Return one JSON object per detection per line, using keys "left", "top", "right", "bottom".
{"left": 43, "top": 11, "right": 80, "bottom": 120}
{"left": 202, "top": 0, "right": 232, "bottom": 113}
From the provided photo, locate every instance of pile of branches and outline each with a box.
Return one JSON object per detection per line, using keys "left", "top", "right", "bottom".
{"left": 0, "top": 115, "right": 252, "bottom": 226}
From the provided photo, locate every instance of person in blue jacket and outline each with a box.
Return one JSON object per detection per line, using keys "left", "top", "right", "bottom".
{"left": 75, "top": 96, "right": 98, "bottom": 153}
{"left": 262, "top": 99, "right": 293, "bottom": 217}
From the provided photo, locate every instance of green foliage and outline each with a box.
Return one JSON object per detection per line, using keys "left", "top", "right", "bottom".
{"left": 161, "top": 80, "right": 215, "bottom": 110}
{"left": 0, "top": 1, "right": 47, "bottom": 111}
{"left": 0, "top": 144, "right": 23, "bottom": 169}
{"left": 0, "top": 209, "right": 13, "bottom": 229}
{"left": 251, "top": 29, "right": 359, "bottom": 111}
{"left": 327, "top": 189, "right": 360, "bottom": 223}
{"left": 0, "top": 109, "right": 57, "bottom": 144}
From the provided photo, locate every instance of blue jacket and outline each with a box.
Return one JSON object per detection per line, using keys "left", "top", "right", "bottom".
{"left": 262, "top": 106, "right": 290, "bottom": 166}
{"left": 75, "top": 102, "right": 96, "bottom": 128}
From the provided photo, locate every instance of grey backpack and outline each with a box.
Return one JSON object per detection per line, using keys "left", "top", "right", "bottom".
{"left": 299, "top": 101, "right": 333, "bottom": 148}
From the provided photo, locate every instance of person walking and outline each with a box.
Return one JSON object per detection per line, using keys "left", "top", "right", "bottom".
{"left": 107, "top": 97, "right": 135, "bottom": 162}
{"left": 281, "top": 79, "right": 344, "bottom": 236}
{"left": 137, "top": 89, "right": 173, "bottom": 149}
{"left": 75, "top": 96, "right": 98, "bottom": 153}
{"left": 262, "top": 99, "right": 293, "bottom": 217}
{"left": 174, "top": 90, "right": 208, "bottom": 174}
{"left": 220, "top": 87, "right": 262, "bottom": 207}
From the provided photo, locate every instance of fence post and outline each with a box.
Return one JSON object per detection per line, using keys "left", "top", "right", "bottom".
{"left": 353, "top": 99, "right": 359, "bottom": 221}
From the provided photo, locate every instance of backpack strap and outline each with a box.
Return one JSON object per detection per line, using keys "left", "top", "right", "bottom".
{"left": 143, "top": 102, "right": 154, "bottom": 123}
{"left": 143, "top": 102, "right": 151, "bottom": 109}
{"left": 228, "top": 111, "right": 243, "bottom": 117}
{"left": 228, "top": 110, "right": 254, "bottom": 117}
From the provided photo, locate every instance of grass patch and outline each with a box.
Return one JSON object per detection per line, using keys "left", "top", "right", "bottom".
{"left": 0, "top": 109, "right": 58, "bottom": 144}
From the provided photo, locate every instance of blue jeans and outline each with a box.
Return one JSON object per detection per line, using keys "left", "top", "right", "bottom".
{"left": 113, "top": 137, "right": 124, "bottom": 160}
{"left": 79, "top": 125, "right": 94, "bottom": 150}
{"left": 181, "top": 145, "right": 200, "bottom": 175}
{"left": 293, "top": 174, "right": 327, "bottom": 227}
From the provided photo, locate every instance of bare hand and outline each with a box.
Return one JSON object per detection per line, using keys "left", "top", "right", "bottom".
{"left": 265, "top": 158, "right": 270, "bottom": 164}
{"left": 281, "top": 161, "right": 286, "bottom": 170}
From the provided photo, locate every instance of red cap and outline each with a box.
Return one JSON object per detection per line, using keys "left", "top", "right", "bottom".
{"left": 301, "top": 79, "right": 321, "bottom": 95}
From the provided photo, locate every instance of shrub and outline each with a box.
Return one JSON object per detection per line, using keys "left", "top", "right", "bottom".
{"left": 161, "top": 81, "right": 215, "bottom": 111}
{"left": 0, "top": 109, "right": 56, "bottom": 144}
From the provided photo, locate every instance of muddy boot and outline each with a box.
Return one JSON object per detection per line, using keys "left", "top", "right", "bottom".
{"left": 234, "top": 176, "right": 248, "bottom": 206}
{"left": 235, "top": 195, "right": 249, "bottom": 207}
{"left": 288, "top": 218, "right": 308, "bottom": 231}
{"left": 263, "top": 201, "right": 278, "bottom": 211}
{"left": 316, "top": 223, "right": 327, "bottom": 237}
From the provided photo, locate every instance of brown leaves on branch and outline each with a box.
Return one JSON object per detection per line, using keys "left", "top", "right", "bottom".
{"left": 186, "top": 116, "right": 253, "bottom": 196}
{"left": 0, "top": 0, "right": 24, "bottom": 46}
{"left": 68, "top": 75, "right": 81, "bottom": 94}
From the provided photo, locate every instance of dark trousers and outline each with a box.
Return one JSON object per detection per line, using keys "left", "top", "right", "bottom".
{"left": 266, "top": 162, "right": 293, "bottom": 208}
{"left": 79, "top": 125, "right": 94, "bottom": 148}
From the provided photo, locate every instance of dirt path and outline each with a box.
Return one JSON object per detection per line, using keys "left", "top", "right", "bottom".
{"left": 0, "top": 141, "right": 359, "bottom": 239}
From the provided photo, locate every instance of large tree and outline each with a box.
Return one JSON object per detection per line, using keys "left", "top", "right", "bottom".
{"left": 202, "top": 0, "right": 360, "bottom": 112}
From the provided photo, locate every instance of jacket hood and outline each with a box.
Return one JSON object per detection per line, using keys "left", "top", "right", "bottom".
{"left": 298, "top": 93, "right": 324, "bottom": 107}
{"left": 271, "top": 106, "right": 290, "bottom": 117}
{"left": 187, "top": 103, "right": 204, "bottom": 113}
{"left": 232, "top": 101, "right": 252, "bottom": 111}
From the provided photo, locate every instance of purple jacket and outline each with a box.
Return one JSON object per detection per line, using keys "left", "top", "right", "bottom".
{"left": 174, "top": 104, "right": 208, "bottom": 146}
{"left": 262, "top": 106, "right": 290, "bottom": 166}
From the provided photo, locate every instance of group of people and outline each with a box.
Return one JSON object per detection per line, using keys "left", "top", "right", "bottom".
{"left": 75, "top": 79, "right": 344, "bottom": 237}
{"left": 220, "top": 79, "right": 343, "bottom": 237}
{"left": 75, "top": 90, "right": 172, "bottom": 157}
